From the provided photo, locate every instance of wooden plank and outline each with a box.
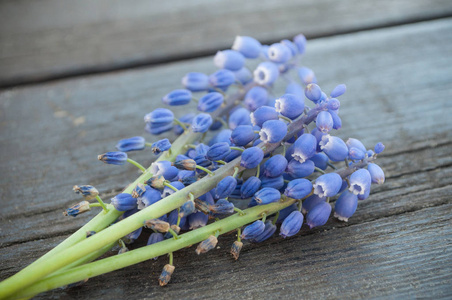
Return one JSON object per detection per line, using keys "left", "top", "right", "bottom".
{"left": 1, "top": 0, "right": 452, "bottom": 86}
{"left": 1, "top": 19, "right": 452, "bottom": 298}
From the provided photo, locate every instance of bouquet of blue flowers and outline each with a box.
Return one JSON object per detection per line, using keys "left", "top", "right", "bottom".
{"left": 0, "top": 33, "right": 385, "bottom": 299}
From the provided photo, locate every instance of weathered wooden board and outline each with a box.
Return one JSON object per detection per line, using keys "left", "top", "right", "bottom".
{"left": 1, "top": 18, "right": 452, "bottom": 299}
{"left": 1, "top": 0, "right": 452, "bottom": 86}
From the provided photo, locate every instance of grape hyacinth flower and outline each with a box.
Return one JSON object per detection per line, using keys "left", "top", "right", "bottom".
{"left": 240, "top": 176, "right": 261, "bottom": 198}
{"left": 240, "top": 146, "right": 264, "bottom": 169}
{"left": 275, "top": 94, "right": 304, "bottom": 120}
{"left": 111, "top": 193, "right": 137, "bottom": 212}
{"left": 191, "top": 113, "right": 213, "bottom": 133}
{"left": 319, "top": 135, "right": 349, "bottom": 162}
{"left": 162, "top": 89, "right": 192, "bottom": 106}
{"left": 151, "top": 139, "right": 172, "bottom": 154}
{"left": 306, "top": 202, "right": 332, "bottom": 228}
{"left": 330, "top": 84, "right": 346, "bottom": 98}
{"left": 63, "top": 201, "right": 91, "bottom": 217}
{"left": 251, "top": 106, "right": 279, "bottom": 127}
{"left": 230, "top": 125, "right": 255, "bottom": 146}
{"left": 214, "top": 176, "right": 238, "bottom": 199}
{"left": 182, "top": 72, "right": 209, "bottom": 92}
{"left": 209, "top": 69, "right": 236, "bottom": 88}
{"left": 259, "top": 120, "right": 287, "bottom": 144}
{"left": 197, "top": 92, "right": 224, "bottom": 113}
{"left": 214, "top": 50, "right": 245, "bottom": 71}
{"left": 115, "top": 136, "right": 146, "bottom": 152}
{"left": 313, "top": 173, "right": 342, "bottom": 198}
{"left": 228, "top": 107, "right": 251, "bottom": 130}
{"left": 253, "top": 61, "right": 279, "bottom": 85}
{"left": 254, "top": 187, "right": 281, "bottom": 205}
{"left": 348, "top": 169, "right": 372, "bottom": 197}
{"left": 374, "top": 142, "right": 385, "bottom": 154}
{"left": 98, "top": 152, "right": 128, "bottom": 165}
{"left": 244, "top": 86, "right": 268, "bottom": 111}
{"left": 207, "top": 142, "right": 231, "bottom": 161}
{"left": 291, "top": 133, "right": 317, "bottom": 163}
{"left": 268, "top": 43, "right": 293, "bottom": 63}
{"left": 280, "top": 211, "right": 303, "bottom": 238}
{"left": 298, "top": 67, "right": 316, "bottom": 85}
{"left": 232, "top": 35, "right": 262, "bottom": 58}
{"left": 334, "top": 190, "right": 358, "bottom": 222}
{"left": 250, "top": 221, "right": 277, "bottom": 243}
{"left": 368, "top": 163, "right": 385, "bottom": 184}
{"left": 144, "top": 108, "right": 174, "bottom": 125}
{"left": 241, "top": 220, "right": 265, "bottom": 240}
{"left": 73, "top": 185, "right": 99, "bottom": 200}
{"left": 284, "top": 178, "right": 313, "bottom": 199}
{"left": 302, "top": 194, "right": 326, "bottom": 214}
{"left": 305, "top": 83, "right": 322, "bottom": 102}
{"left": 316, "top": 111, "right": 333, "bottom": 133}
{"left": 262, "top": 154, "right": 288, "bottom": 178}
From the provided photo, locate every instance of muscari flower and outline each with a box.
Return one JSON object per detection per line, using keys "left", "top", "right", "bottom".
{"left": 313, "top": 173, "right": 343, "bottom": 198}
{"left": 284, "top": 178, "right": 313, "bottom": 199}
{"left": 111, "top": 193, "right": 137, "bottom": 212}
{"left": 244, "top": 86, "right": 268, "bottom": 111}
{"left": 330, "top": 84, "right": 346, "bottom": 98}
{"left": 309, "top": 153, "right": 329, "bottom": 170}
{"left": 159, "top": 264, "right": 175, "bottom": 286}
{"left": 306, "top": 201, "right": 332, "bottom": 229}
{"left": 268, "top": 43, "right": 292, "bottom": 63}
{"left": 228, "top": 107, "right": 251, "bottom": 130}
{"left": 191, "top": 113, "right": 213, "bottom": 133}
{"left": 254, "top": 187, "right": 281, "bottom": 205}
{"left": 276, "top": 203, "right": 298, "bottom": 223}
{"left": 231, "top": 241, "right": 243, "bottom": 260}
{"left": 145, "top": 122, "right": 173, "bottom": 135}
{"left": 329, "top": 110, "right": 342, "bottom": 130}
{"left": 291, "top": 133, "right": 317, "bottom": 163}
{"left": 137, "top": 187, "right": 162, "bottom": 209}
{"left": 240, "top": 176, "right": 261, "bottom": 198}
{"left": 251, "top": 106, "right": 279, "bottom": 127}
{"left": 346, "top": 138, "right": 366, "bottom": 153}
{"left": 162, "top": 181, "right": 185, "bottom": 198}
{"left": 209, "top": 199, "right": 235, "bottom": 217}
{"left": 197, "top": 92, "right": 224, "bottom": 113}
{"left": 214, "top": 50, "right": 245, "bottom": 71}
{"left": 241, "top": 220, "right": 265, "bottom": 240}
{"left": 182, "top": 72, "right": 209, "bottom": 92}
{"left": 250, "top": 221, "right": 277, "bottom": 243}
{"left": 144, "top": 108, "right": 174, "bottom": 125}
{"left": 209, "top": 129, "right": 232, "bottom": 146}
{"left": 151, "top": 138, "right": 171, "bottom": 154}
{"left": 230, "top": 125, "right": 255, "bottom": 146}
{"left": 280, "top": 211, "right": 304, "bottom": 238}
{"left": 144, "top": 219, "right": 171, "bottom": 233}
{"left": 73, "top": 185, "right": 99, "bottom": 200}
{"left": 63, "top": 201, "right": 90, "bottom": 217}
{"left": 234, "top": 67, "right": 253, "bottom": 85}
{"left": 281, "top": 39, "right": 298, "bottom": 56}
{"left": 293, "top": 33, "right": 307, "bottom": 54}
{"left": 301, "top": 194, "right": 326, "bottom": 214}
{"left": 131, "top": 183, "right": 146, "bottom": 198}
{"left": 334, "top": 190, "right": 358, "bottom": 222}
{"left": 253, "top": 61, "right": 279, "bottom": 85}
{"left": 260, "top": 175, "right": 284, "bottom": 190}
{"left": 208, "top": 69, "right": 236, "bottom": 88}
{"left": 348, "top": 169, "right": 371, "bottom": 197}
{"left": 188, "top": 211, "right": 209, "bottom": 229}
{"left": 174, "top": 113, "right": 195, "bottom": 135}
{"left": 374, "top": 142, "right": 385, "bottom": 154}
{"left": 150, "top": 161, "right": 179, "bottom": 181}
{"left": 179, "top": 200, "right": 196, "bottom": 218}
{"left": 98, "top": 151, "right": 128, "bottom": 165}
{"left": 259, "top": 120, "right": 287, "bottom": 144}
{"left": 316, "top": 111, "right": 333, "bottom": 133}
{"left": 305, "top": 83, "right": 322, "bottom": 102}
{"left": 319, "top": 134, "right": 349, "bottom": 162}
{"left": 348, "top": 147, "right": 366, "bottom": 161}
{"left": 275, "top": 93, "right": 305, "bottom": 120}
{"left": 206, "top": 142, "right": 231, "bottom": 161}
{"left": 232, "top": 36, "right": 262, "bottom": 58}
{"left": 240, "top": 146, "right": 264, "bottom": 169}
{"left": 368, "top": 163, "right": 385, "bottom": 184}
{"left": 162, "top": 89, "right": 192, "bottom": 106}
{"left": 327, "top": 98, "right": 341, "bottom": 111}
{"left": 214, "top": 176, "right": 237, "bottom": 199}
{"left": 285, "top": 81, "right": 304, "bottom": 99}
{"left": 115, "top": 136, "right": 146, "bottom": 152}
{"left": 298, "top": 66, "right": 316, "bottom": 85}
{"left": 262, "top": 154, "right": 288, "bottom": 178}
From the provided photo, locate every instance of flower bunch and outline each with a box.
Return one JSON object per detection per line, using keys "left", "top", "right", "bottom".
{"left": 0, "top": 34, "right": 385, "bottom": 299}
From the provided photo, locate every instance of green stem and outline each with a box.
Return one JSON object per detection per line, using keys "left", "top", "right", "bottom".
{"left": 145, "top": 142, "right": 153, "bottom": 148}
{"left": 163, "top": 181, "right": 179, "bottom": 192}
{"left": 195, "top": 165, "right": 214, "bottom": 176}
{"left": 314, "top": 167, "right": 326, "bottom": 174}
{"left": 233, "top": 207, "right": 246, "bottom": 216}
{"left": 232, "top": 167, "right": 239, "bottom": 178}
{"left": 126, "top": 158, "right": 146, "bottom": 172}
{"left": 272, "top": 211, "right": 280, "bottom": 225}
{"left": 169, "top": 252, "right": 174, "bottom": 266}
{"left": 173, "top": 118, "right": 188, "bottom": 132}
{"left": 278, "top": 115, "right": 293, "bottom": 123}
{"left": 237, "top": 228, "right": 242, "bottom": 242}
{"left": 230, "top": 146, "right": 244, "bottom": 152}
{"left": 215, "top": 160, "right": 226, "bottom": 165}
{"left": 167, "top": 228, "right": 180, "bottom": 240}
{"left": 95, "top": 195, "right": 109, "bottom": 212}
{"left": 256, "top": 163, "right": 261, "bottom": 177}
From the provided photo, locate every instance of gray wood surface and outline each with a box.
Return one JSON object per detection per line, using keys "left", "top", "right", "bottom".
{"left": 1, "top": 0, "right": 452, "bottom": 86}
{"left": 1, "top": 17, "right": 451, "bottom": 299}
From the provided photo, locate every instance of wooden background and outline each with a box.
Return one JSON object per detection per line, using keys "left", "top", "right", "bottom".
{"left": 1, "top": 0, "right": 451, "bottom": 298}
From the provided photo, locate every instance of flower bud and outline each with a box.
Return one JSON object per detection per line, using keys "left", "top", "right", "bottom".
{"left": 368, "top": 163, "right": 385, "bottom": 184}
{"left": 319, "top": 135, "right": 349, "bottom": 162}
{"left": 230, "top": 125, "right": 255, "bottom": 146}
{"left": 73, "top": 185, "right": 99, "bottom": 200}
{"left": 228, "top": 107, "right": 251, "bottom": 130}
{"left": 327, "top": 98, "right": 341, "bottom": 111}
{"left": 131, "top": 183, "right": 146, "bottom": 198}
{"left": 306, "top": 202, "right": 332, "bottom": 229}
{"left": 159, "top": 264, "right": 175, "bottom": 286}
{"left": 63, "top": 201, "right": 91, "bottom": 217}
{"left": 191, "top": 113, "right": 213, "bottom": 133}
{"left": 231, "top": 241, "right": 243, "bottom": 260}
{"left": 259, "top": 120, "right": 287, "bottom": 144}
{"left": 98, "top": 151, "right": 127, "bottom": 165}
{"left": 301, "top": 194, "right": 326, "bottom": 214}
{"left": 329, "top": 110, "right": 342, "bottom": 130}
{"left": 291, "top": 133, "right": 317, "bottom": 163}
{"left": 146, "top": 174, "right": 165, "bottom": 189}
{"left": 348, "top": 169, "right": 371, "bottom": 197}
{"left": 209, "top": 69, "right": 236, "bottom": 88}
{"left": 253, "top": 61, "right": 279, "bottom": 85}
{"left": 144, "top": 219, "right": 170, "bottom": 233}
{"left": 348, "top": 147, "right": 366, "bottom": 161}
{"left": 313, "top": 173, "right": 343, "bottom": 198}
{"left": 316, "top": 111, "right": 333, "bottom": 133}
{"left": 151, "top": 138, "right": 171, "bottom": 154}
{"left": 240, "top": 146, "right": 264, "bottom": 169}
{"left": 241, "top": 220, "right": 265, "bottom": 240}
{"left": 284, "top": 178, "right": 313, "bottom": 199}
{"left": 374, "top": 142, "right": 385, "bottom": 154}
{"left": 334, "top": 190, "right": 358, "bottom": 222}
{"left": 304, "top": 83, "right": 322, "bottom": 102}
{"left": 275, "top": 94, "right": 305, "bottom": 120}
{"left": 234, "top": 67, "right": 253, "bottom": 85}
{"left": 251, "top": 106, "right": 279, "bottom": 127}
{"left": 280, "top": 211, "right": 304, "bottom": 238}
{"left": 254, "top": 187, "right": 281, "bottom": 205}
{"left": 244, "top": 86, "right": 268, "bottom": 111}
{"left": 276, "top": 204, "right": 298, "bottom": 223}
{"left": 174, "top": 159, "right": 197, "bottom": 171}
{"left": 309, "top": 153, "right": 329, "bottom": 170}
{"left": 144, "top": 108, "right": 174, "bottom": 125}
{"left": 263, "top": 154, "right": 288, "bottom": 178}
{"left": 195, "top": 235, "right": 218, "bottom": 254}
{"left": 250, "top": 221, "right": 277, "bottom": 243}
{"left": 206, "top": 142, "right": 231, "bottom": 161}
{"left": 188, "top": 211, "right": 209, "bottom": 229}
{"left": 260, "top": 175, "right": 284, "bottom": 190}
{"left": 197, "top": 92, "right": 224, "bottom": 113}
{"left": 215, "top": 176, "right": 238, "bottom": 199}
{"left": 209, "top": 199, "right": 235, "bottom": 217}
{"left": 182, "top": 72, "right": 209, "bottom": 92}
{"left": 268, "top": 43, "right": 292, "bottom": 63}
{"left": 115, "top": 136, "right": 146, "bottom": 152}
{"left": 297, "top": 66, "right": 316, "bottom": 85}
{"left": 240, "top": 176, "right": 261, "bottom": 198}
{"left": 214, "top": 49, "right": 245, "bottom": 71}
{"left": 232, "top": 36, "right": 262, "bottom": 58}
{"left": 346, "top": 138, "right": 367, "bottom": 153}
{"left": 330, "top": 84, "right": 346, "bottom": 98}
{"left": 144, "top": 122, "right": 173, "bottom": 135}
{"left": 179, "top": 200, "right": 196, "bottom": 218}
{"left": 293, "top": 34, "right": 307, "bottom": 54}
{"left": 137, "top": 187, "right": 162, "bottom": 209}
{"left": 111, "top": 193, "right": 137, "bottom": 212}
{"left": 162, "top": 89, "right": 192, "bottom": 106}
{"left": 286, "top": 158, "right": 315, "bottom": 178}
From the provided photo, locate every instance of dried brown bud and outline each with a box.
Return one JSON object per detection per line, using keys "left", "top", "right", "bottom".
{"left": 159, "top": 264, "right": 175, "bottom": 286}
{"left": 231, "top": 241, "right": 243, "bottom": 260}
{"left": 146, "top": 175, "right": 165, "bottom": 189}
{"left": 195, "top": 235, "right": 218, "bottom": 255}
{"left": 173, "top": 159, "right": 196, "bottom": 171}
{"left": 144, "top": 219, "right": 170, "bottom": 233}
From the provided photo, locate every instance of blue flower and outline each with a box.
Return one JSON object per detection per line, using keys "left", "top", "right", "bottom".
{"left": 111, "top": 193, "right": 137, "bottom": 212}
{"left": 174, "top": 113, "right": 195, "bottom": 135}
{"left": 98, "top": 151, "right": 128, "bottom": 165}
{"left": 231, "top": 241, "right": 243, "bottom": 260}
{"left": 244, "top": 86, "right": 268, "bottom": 111}
{"left": 280, "top": 211, "right": 303, "bottom": 238}
{"left": 214, "top": 50, "right": 245, "bottom": 71}
{"left": 374, "top": 142, "right": 385, "bottom": 154}
{"left": 209, "top": 199, "right": 235, "bottom": 217}
{"left": 144, "top": 108, "right": 174, "bottom": 125}
{"left": 319, "top": 134, "right": 349, "bottom": 162}
{"left": 253, "top": 61, "right": 279, "bottom": 85}
{"left": 240, "top": 146, "right": 264, "bottom": 169}
{"left": 268, "top": 43, "right": 293, "bottom": 63}
{"left": 262, "top": 154, "right": 288, "bottom": 178}
{"left": 137, "top": 187, "right": 162, "bottom": 209}
{"left": 250, "top": 221, "right": 277, "bottom": 243}
{"left": 151, "top": 138, "right": 171, "bottom": 154}
{"left": 145, "top": 122, "right": 173, "bottom": 135}
{"left": 368, "top": 163, "right": 385, "bottom": 184}
{"left": 147, "top": 233, "right": 164, "bottom": 259}
{"left": 179, "top": 200, "right": 196, "bottom": 218}
{"left": 191, "top": 113, "right": 213, "bottom": 133}
{"left": 162, "top": 89, "right": 192, "bottom": 106}
{"left": 316, "top": 111, "right": 333, "bottom": 133}
{"left": 115, "top": 136, "right": 146, "bottom": 152}
{"left": 313, "top": 173, "right": 342, "bottom": 198}
{"left": 297, "top": 67, "right": 316, "bottom": 85}
{"left": 182, "top": 72, "right": 209, "bottom": 92}
{"left": 304, "top": 83, "right": 322, "bottom": 102}
{"left": 214, "top": 176, "right": 237, "bottom": 199}
{"left": 132, "top": 183, "right": 146, "bottom": 198}
{"left": 330, "top": 84, "right": 346, "bottom": 98}
{"left": 232, "top": 36, "right": 262, "bottom": 58}
{"left": 188, "top": 211, "right": 209, "bottom": 229}
{"left": 291, "top": 133, "right": 317, "bottom": 163}
{"left": 346, "top": 138, "right": 366, "bottom": 153}
{"left": 241, "top": 220, "right": 265, "bottom": 240}
{"left": 230, "top": 125, "right": 255, "bottom": 146}
{"left": 284, "top": 178, "right": 312, "bottom": 199}
{"left": 348, "top": 147, "right": 366, "bottom": 161}
{"left": 260, "top": 175, "right": 284, "bottom": 190}
{"left": 285, "top": 82, "right": 304, "bottom": 99}
{"left": 334, "top": 190, "right": 358, "bottom": 222}
{"left": 162, "top": 181, "right": 185, "bottom": 198}
{"left": 327, "top": 98, "right": 341, "bottom": 111}
{"left": 208, "top": 69, "right": 236, "bottom": 88}
{"left": 250, "top": 106, "right": 279, "bottom": 127}
{"left": 254, "top": 187, "right": 281, "bottom": 204}
{"left": 275, "top": 93, "right": 305, "bottom": 120}
{"left": 301, "top": 194, "right": 326, "bottom": 214}
{"left": 209, "top": 129, "right": 232, "bottom": 146}
{"left": 224, "top": 147, "right": 244, "bottom": 162}
{"left": 228, "top": 107, "right": 251, "bottom": 130}
{"left": 158, "top": 264, "right": 175, "bottom": 286}
{"left": 306, "top": 202, "right": 331, "bottom": 229}
{"left": 309, "top": 153, "right": 329, "bottom": 170}
{"left": 259, "top": 120, "right": 287, "bottom": 144}
{"left": 150, "top": 161, "right": 179, "bottom": 181}
{"left": 280, "top": 39, "right": 298, "bottom": 56}
{"left": 240, "top": 176, "right": 261, "bottom": 198}
{"left": 206, "top": 142, "right": 231, "bottom": 161}
{"left": 233, "top": 67, "right": 253, "bottom": 85}
{"left": 276, "top": 204, "right": 298, "bottom": 223}
{"left": 293, "top": 34, "right": 307, "bottom": 54}
{"left": 348, "top": 169, "right": 371, "bottom": 197}
{"left": 329, "top": 110, "right": 342, "bottom": 130}
{"left": 72, "top": 185, "right": 99, "bottom": 200}
{"left": 197, "top": 92, "right": 224, "bottom": 113}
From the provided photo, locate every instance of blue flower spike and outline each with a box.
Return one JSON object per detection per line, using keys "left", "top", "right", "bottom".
{"left": 280, "top": 211, "right": 304, "bottom": 238}
{"left": 313, "top": 173, "right": 343, "bottom": 198}
{"left": 197, "top": 92, "right": 224, "bottom": 113}
{"left": 306, "top": 202, "right": 332, "bottom": 229}
{"left": 334, "top": 190, "right": 358, "bottom": 222}
{"left": 115, "top": 136, "right": 146, "bottom": 152}
{"left": 275, "top": 94, "right": 305, "bottom": 120}
{"left": 162, "top": 89, "right": 192, "bottom": 106}
{"left": 191, "top": 113, "right": 213, "bottom": 133}
{"left": 214, "top": 50, "right": 245, "bottom": 71}
{"left": 253, "top": 61, "right": 279, "bottom": 85}
{"left": 151, "top": 138, "right": 172, "bottom": 154}
{"left": 232, "top": 36, "right": 262, "bottom": 58}
{"left": 182, "top": 72, "right": 209, "bottom": 92}
{"left": 73, "top": 185, "right": 99, "bottom": 200}
{"left": 259, "top": 120, "right": 287, "bottom": 144}
{"left": 63, "top": 201, "right": 91, "bottom": 217}
{"left": 98, "top": 151, "right": 128, "bottom": 165}
{"left": 240, "top": 146, "right": 264, "bottom": 169}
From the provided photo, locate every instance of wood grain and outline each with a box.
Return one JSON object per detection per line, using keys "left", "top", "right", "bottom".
{"left": 0, "top": 18, "right": 451, "bottom": 299}
{"left": 1, "top": 0, "right": 452, "bottom": 86}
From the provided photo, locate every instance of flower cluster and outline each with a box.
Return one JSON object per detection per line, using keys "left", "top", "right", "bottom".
{"left": 0, "top": 33, "right": 386, "bottom": 298}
